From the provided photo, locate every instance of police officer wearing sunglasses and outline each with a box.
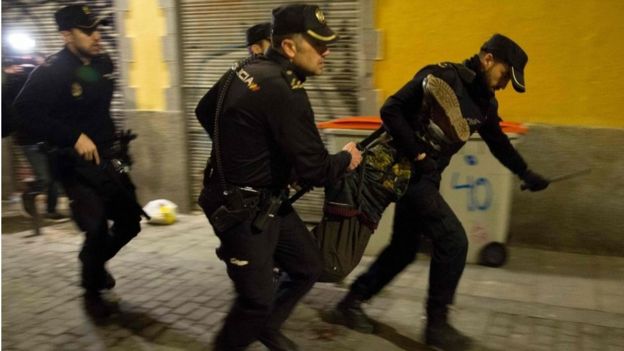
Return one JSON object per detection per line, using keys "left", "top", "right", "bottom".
{"left": 196, "top": 4, "right": 362, "bottom": 351}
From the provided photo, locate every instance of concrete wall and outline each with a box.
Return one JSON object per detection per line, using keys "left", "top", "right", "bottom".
{"left": 509, "top": 125, "right": 624, "bottom": 255}
{"left": 114, "top": 0, "right": 189, "bottom": 212}
{"left": 124, "top": 111, "right": 190, "bottom": 213}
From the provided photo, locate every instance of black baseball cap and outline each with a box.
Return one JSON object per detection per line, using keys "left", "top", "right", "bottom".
{"left": 55, "top": 4, "right": 109, "bottom": 31}
{"left": 246, "top": 22, "right": 272, "bottom": 46}
{"left": 481, "top": 34, "right": 528, "bottom": 93}
{"left": 272, "top": 4, "right": 337, "bottom": 43}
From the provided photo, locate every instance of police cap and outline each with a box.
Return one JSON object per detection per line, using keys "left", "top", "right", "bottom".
{"left": 55, "top": 4, "right": 109, "bottom": 31}
{"left": 272, "top": 4, "right": 337, "bottom": 42}
{"left": 481, "top": 33, "right": 528, "bottom": 93}
{"left": 246, "top": 22, "right": 272, "bottom": 46}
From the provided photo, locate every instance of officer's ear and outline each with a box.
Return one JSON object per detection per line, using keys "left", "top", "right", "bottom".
{"left": 249, "top": 43, "right": 263, "bottom": 55}
{"left": 60, "top": 30, "right": 73, "bottom": 44}
{"left": 481, "top": 52, "right": 496, "bottom": 70}
{"left": 281, "top": 37, "right": 298, "bottom": 60}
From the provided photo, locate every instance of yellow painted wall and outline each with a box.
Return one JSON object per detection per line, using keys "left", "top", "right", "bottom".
{"left": 375, "top": 0, "right": 624, "bottom": 128}
{"left": 125, "top": 0, "right": 169, "bottom": 110}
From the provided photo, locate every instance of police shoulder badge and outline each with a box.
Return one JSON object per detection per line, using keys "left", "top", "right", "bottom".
{"left": 284, "top": 70, "right": 304, "bottom": 89}
{"left": 315, "top": 8, "right": 326, "bottom": 24}
{"left": 71, "top": 82, "right": 83, "bottom": 97}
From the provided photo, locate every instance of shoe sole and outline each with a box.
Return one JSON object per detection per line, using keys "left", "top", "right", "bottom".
{"left": 423, "top": 74, "right": 470, "bottom": 143}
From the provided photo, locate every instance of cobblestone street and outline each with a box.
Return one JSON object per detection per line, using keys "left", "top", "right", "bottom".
{"left": 3, "top": 214, "right": 624, "bottom": 350}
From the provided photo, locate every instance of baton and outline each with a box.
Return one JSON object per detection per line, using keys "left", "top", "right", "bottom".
{"left": 549, "top": 168, "right": 591, "bottom": 183}
{"left": 521, "top": 168, "right": 591, "bottom": 191}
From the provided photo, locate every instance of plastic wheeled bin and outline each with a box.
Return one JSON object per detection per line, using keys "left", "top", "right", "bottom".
{"left": 439, "top": 122, "right": 526, "bottom": 266}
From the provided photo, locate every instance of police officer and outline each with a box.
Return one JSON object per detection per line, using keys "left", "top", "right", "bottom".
{"left": 195, "top": 4, "right": 362, "bottom": 351}
{"left": 246, "top": 22, "right": 272, "bottom": 55}
{"left": 13, "top": 4, "right": 142, "bottom": 318}
{"left": 332, "top": 34, "right": 550, "bottom": 351}
{"left": 7, "top": 52, "right": 70, "bottom": 222}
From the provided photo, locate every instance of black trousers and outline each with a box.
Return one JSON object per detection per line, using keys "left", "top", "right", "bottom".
{"left": 350, "top": 170, "right": 468, "bottom": 324}
{"left": 201, "top": 187, "right": 322, "bottom": 350}
{"left": 61, "top": 169, "right": 141, "bottom": 291}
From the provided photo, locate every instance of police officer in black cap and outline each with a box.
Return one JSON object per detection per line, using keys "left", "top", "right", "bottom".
{"left": 196, "top": 4, "right": 361, "bottom": 351}
{"left": 13, "top": 4, "right": 142, "bottom": 318}
{"left": 331, "top": 34, "right": 550, "bottom": 351}
{"left": 246, "top": 22, "right": 272, "bottom": 55}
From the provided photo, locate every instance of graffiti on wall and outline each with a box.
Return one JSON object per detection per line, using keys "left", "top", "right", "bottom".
{"left": 450, "top": 154, "right": 493, "bottom": 211}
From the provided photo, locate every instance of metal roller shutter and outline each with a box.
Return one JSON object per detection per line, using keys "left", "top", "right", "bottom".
{"left": 179, "top": 0, "right": 362, "bottom": 222}
{"left": 2, "top": 0, "right": 123, "bottom": 186}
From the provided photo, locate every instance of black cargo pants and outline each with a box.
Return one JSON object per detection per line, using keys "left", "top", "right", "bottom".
{"left": 350, "top": 170, "right": 468, "bottom": 323}
{"left": 200, "top": 185, "right": 323, "bottom": 350}
{"left": 61, "top": 168, "right": 141, "bottom": 291}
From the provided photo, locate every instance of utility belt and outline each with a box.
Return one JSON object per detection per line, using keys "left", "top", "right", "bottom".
{"left": 208, "top": 184, "right": 285, "bottom": 233}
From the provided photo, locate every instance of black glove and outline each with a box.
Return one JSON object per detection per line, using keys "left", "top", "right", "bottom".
{"left": 520, "top": 169, "right": 549, "bottom": 191}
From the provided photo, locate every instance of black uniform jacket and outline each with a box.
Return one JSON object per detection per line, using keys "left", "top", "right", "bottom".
{"left": 380, "top": 55, "right": 528, "bottom": 175}
{"left": 196, "top": 49, "right": 351, "bottom": 189}
{"left": 2, "top": 70, "right": 28, "bottom": 138}
{"left": 13, "top": 47, "right": 116, "bottom": 150}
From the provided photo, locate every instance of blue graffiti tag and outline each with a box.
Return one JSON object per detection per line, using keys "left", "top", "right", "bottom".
{"left": 464, "top": 154, "right": 478, "bottom": 166}
{"left": 450, "top": 172, "right": 493, "bottom": 211}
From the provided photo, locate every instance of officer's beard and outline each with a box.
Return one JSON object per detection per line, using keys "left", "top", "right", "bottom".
{"left": 68, "top": 43, "right": 101, "bottom": 64}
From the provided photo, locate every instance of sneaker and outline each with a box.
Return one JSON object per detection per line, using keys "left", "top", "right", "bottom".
{"left": 422, "top": 74, "right": 470, "bottom": 144}
{"left": 425, "top": 322, "right": 473, "bottom": 351}
{"left": 258, "top": 329, "right": 299, "bottom": 351}
{"left": 44, "top": 212, "right": 70, "bottom": 223}
{"left": 330, "top": 294, "right": 375, "bottom": 334}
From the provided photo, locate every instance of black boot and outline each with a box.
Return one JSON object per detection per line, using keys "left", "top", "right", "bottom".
{"left": 425, "top": 321, "right": 473, "bottom": 351}
{"left": 21, "top": 191, "right": 38, "bottom": 218}
{"left": 331, "top": 291, "right": 375, "bottom": 333}
{"left": 81, "top": 265, "right": 116, "bottom": 291}
{"left": 103, "top": 269, "right": 116, "bottom": 290}
{"left": 258, "top": 329, "right": 299, "bottom": 351}
{"left": 422, "top": 74, "right": 470, "bottom": 143}
{"left": 83, "top": 291, "right": 117, "bottom": 320}
{"left": 211, "top": 330, "right": 248, "bottom": 351}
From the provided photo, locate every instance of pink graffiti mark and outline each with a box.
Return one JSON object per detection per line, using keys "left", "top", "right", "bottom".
{"left": 470, "top": 224, "right": 489, "bottom": 244}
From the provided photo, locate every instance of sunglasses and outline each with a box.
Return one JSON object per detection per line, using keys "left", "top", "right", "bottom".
{"left": 303, "top": 34, "right": 329, "bottom": 55}
{"left": 76, "top": 26, "right": 99, "bottom": 36}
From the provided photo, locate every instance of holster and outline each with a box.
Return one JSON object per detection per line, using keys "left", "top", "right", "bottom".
{"left": 251, "top": 193, "right": 284, "bottom": 232}
{"left": 207, "top": 185, "right": 285, "bottom": 234}
{"left": 208, "top": 186, "right": 261, "bottom": 233}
